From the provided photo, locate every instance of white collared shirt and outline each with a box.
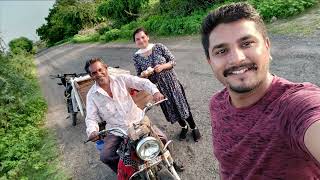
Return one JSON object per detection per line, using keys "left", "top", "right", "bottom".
{"left": 85, "top": 74, "right": 159, "bottom": 137}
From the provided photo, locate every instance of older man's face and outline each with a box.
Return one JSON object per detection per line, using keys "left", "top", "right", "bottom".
{"left": 89, "top": 61, "right": 109, "bottom": 86}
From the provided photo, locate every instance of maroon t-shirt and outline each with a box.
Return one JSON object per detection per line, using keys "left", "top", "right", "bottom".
{"left": 210, "top": 76, "right": 320, "bottom": 179}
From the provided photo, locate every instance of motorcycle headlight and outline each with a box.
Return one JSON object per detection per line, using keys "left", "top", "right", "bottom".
{"left": 136, "top": 137, "right": 161, "bottom": 161}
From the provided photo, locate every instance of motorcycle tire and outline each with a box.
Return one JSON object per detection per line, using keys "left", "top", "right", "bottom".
{"left": 71, "top": 112, "right": 77, "bottom": 126}
{"left": 157, "top": 168, "right": 175, "bottom": 180}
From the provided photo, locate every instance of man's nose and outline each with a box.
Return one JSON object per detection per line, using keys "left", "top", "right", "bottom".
{"left": 228, "top": 47, "right": 245, "bottom": 65}
{"left": 96, "top": 70, "right": 103, "bottom": 76}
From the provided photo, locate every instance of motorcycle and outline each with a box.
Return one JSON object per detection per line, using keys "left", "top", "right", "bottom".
{"left": 85, "top": 99, "right": 181, "bottom": 180}
{"left": 50, "top": 73, "right": 87, "bottom": 126}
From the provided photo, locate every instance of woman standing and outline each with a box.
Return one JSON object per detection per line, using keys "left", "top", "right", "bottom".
{"left": 132, "top": 27, "right": 201, "bottom": 142}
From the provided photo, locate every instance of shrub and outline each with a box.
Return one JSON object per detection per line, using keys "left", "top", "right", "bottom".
{"left": 97, "top": 0, "right": 149, "bottom": 27}
{"left": 159, "top": 0, "right": 215, "bottom": 16}
{"left": 8, "top": 37, "right": 33, "bottom": 55}
{"left": 72, "top": 33, "right": 100, "bottom": 43}
{"left": 0, "top": 54, "right": 66, "bottom": 179}
{"left": 103, "top": 29, "right": 121, "bottom": 42}
{"left": 249, "top": 0, "right": 318, "bottom": 22}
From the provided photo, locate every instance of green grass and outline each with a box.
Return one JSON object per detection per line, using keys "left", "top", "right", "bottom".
{"left": 268, "top": 3, "right": 320, "bottom": 36}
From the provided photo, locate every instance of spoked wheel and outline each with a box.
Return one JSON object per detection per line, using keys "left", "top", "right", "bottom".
{"left": 71, "top": 112, "right": 77, "bottom": 126}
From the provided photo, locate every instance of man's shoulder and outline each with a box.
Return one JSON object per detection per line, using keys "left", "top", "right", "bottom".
{"left": 210, "top": 88, "right": 228, "bottom": 109}
{"left": 276, "top": 77, "right": 320, "bottom": 99}
{"left": 273, "top": 77, "right": 320, "bottom": 111}
{"left": 87, "top": 83, "right": 97, "bottom": 96}
{"left": 112, "top": 74, "right": 132, "bottom": 81}
{"left": 211, "top": 88, "right": 228, "bottom": 101}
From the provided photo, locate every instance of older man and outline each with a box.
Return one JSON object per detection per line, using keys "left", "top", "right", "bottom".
{"left": 84, "top": 57, "right": 164, "bottom": 173}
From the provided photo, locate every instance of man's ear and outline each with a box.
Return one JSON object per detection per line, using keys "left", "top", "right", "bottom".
{"left": 207, "top": 58, "right": 211, "bottom": 64}
{"left": 265, "top": 37, "right": 271, "bottom": 50}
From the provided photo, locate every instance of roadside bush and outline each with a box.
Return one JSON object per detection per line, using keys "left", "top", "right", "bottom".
{"left": 8, "top": 37, "right": 33, "bottom": 55}
{"left": 72, "top": 33, "right": 100, "bottom": 43}
{"left": 249, "top": 0, "right": 318, "bottom": 21}
{"left": 159, "top": 0, "right": 214, "bottom": 16}
{"left": 0, "top": 54, "right": 66, "bottom": 179}
{"left": 96, "top": 23, "right": 112, "bottom": 35}
{"left": 102, "top": 29, "right": 121, "bottom": 42}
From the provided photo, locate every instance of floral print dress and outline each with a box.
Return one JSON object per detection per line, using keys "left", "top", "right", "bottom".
{"left": 133, "top": 43, "right": 190, "bottom": 123}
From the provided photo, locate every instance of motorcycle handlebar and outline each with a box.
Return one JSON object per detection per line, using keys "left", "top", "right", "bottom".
{"left": 84, "top": 128, "right": 127, "bottom": 144}
{"left": 83, "top": 99, "right": 167, "bottom": 144}
{"left": 143, "top": 98, "right": 168, "bottom": 113}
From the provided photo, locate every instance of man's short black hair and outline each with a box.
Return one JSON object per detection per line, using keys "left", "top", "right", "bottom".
{"left": 201, "top": 2, "right": 267, "bottom": 59}
{"left": 84, "top": 57, "right": 105, "bottom": 74}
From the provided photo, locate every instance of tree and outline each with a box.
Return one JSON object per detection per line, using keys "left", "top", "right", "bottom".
{"left": 37, "top": 0, "right": 99, "bottom": 46}
{"left": 8, "top": 37, "right": 33, "bottom": 55}
{"left": 159, "top": 0, "right": 214, "bottom": 16}
{"left": 0, "top": 36, "right": 6, "bottom": 54}
{"left": 97, "top": 0, "right": 149, "bottom": 27}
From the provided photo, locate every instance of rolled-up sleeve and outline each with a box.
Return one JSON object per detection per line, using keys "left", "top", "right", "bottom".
{"left": 120, "top": 74, "right": 159, "bottom": 95}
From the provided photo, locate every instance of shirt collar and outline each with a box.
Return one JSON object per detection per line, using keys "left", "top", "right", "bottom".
{"left": 92, "top": 75, "right": 115, "bottom": 96}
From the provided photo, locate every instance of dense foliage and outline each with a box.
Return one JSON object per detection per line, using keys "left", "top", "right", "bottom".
{"left": 97, "top": 0, "right": 149, "bottom": 27}
{"left": 158, "top": 0, "right": 215, "bottom": 16}
{"left": 0, "top": 51, "right": 66, "bottom": 179}
{"left": 39, "top": 0, "right": 319, "bottom": 45}
{"left": 36, "top": 0, "right": 99, "bottom": 46}
{"left": 249, "top": 0, "right": 318, "bottom": 20}
{"left": 70, "top": 0, "right": 318, "bottom": 44}
{"left": 8, "top": 37, "right": 33, "bottom": 55}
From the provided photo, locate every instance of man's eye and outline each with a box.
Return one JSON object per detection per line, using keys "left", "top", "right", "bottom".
{"left": 215, "top": 49, "right": 227, "bottom": 55}
{"left": 242, "top": 41, "right": 254, "bottom": 48}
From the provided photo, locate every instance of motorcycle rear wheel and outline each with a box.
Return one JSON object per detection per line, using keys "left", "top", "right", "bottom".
{"left": 71, "top": 112, "right": 77, "bottom": 126}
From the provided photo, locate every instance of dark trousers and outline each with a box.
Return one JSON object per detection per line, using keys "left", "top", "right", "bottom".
{"left": 178, "top": 114, "right": 196, "bottom": 129}
{"left": 100, "top": 134, "right": 123, "bottom": 173}
{"left": 177, "top": 83, "right": 196, "bottom": 129}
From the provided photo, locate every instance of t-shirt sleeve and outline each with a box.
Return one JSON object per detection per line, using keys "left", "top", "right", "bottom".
{"left": 280, "top": 84, "right": 320, "bottom": 156}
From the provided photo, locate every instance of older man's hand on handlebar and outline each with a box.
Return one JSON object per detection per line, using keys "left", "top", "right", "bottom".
{"left": 153, "top": 92, "right": 164, "bottom": 102}
{"left": 88, "top": 131, "right": 100, "bottom": 142}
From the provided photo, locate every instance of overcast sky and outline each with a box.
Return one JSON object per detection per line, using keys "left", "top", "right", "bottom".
{"left": 0, "top": 0, "right": 55, "bottom": 46}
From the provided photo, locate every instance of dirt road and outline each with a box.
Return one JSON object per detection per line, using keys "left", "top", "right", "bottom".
{"left": 36, "top": 33, "right": 320, "bottom": 180}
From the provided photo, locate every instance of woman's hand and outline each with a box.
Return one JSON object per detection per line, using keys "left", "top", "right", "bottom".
{"left": 154, "top": 64, "right": 165, "bottom": 73}
{"left": 154, "top": 63, "right": 173, "bottom": 73}
{"left": 140, "top": 67, "right": 154, "bottom": 78}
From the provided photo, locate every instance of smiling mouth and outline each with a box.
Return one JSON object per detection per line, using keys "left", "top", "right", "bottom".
{"left": 223, "top": 64, "right": 258, "bottom": 77}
